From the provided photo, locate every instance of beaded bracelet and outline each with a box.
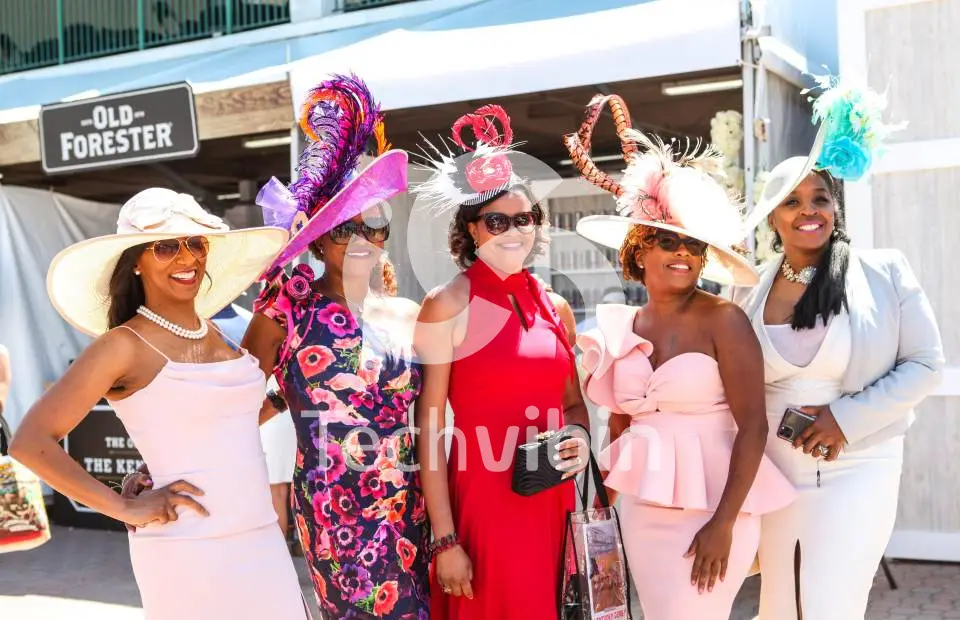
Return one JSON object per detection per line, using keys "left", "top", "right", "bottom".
{"left": 428, "top": 533, "right": 459, "bottom": 560}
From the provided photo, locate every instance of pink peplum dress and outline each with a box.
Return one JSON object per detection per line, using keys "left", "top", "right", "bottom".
{"left": 110, "top": 327, "right": 309, "bottom": 620}
{"left": 578, "top": 304, "right": 796, "bottom": 620}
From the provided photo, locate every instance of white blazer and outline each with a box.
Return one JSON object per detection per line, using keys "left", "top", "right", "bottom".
{"left": 732, "top": 248, "right": 945, "bottom": 451}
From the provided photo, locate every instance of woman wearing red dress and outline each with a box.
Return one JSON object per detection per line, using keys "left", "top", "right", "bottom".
{"left": 412, "top": 105, "right": 592, "bottom": 619}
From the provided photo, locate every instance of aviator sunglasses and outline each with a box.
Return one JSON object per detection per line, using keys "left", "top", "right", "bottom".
{"left": 474, "top": 211, "right": 542, "bottom": 236}
{"left": 150, "top": 236, "right": 210, "bottom": 263}
{"left": 650, "top": 231, "right": 709, "bottom": 256}
{"left": 328, "top": 220, "right": 391, "bottom": 245}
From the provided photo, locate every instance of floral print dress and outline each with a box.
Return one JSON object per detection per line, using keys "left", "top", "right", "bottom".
{"left": 255, "top": 264, "right": 430, "bottom": 620}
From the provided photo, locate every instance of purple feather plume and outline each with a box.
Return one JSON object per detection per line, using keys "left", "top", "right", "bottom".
{"left": 288, "top": 74, "right": 382, "bottom": 218}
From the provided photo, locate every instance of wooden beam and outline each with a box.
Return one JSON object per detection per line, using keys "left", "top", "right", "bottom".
{"left": 195, "top": 81, "right": 293, "bottom": 141}
{"left": 0, "top": 81, "right": 294, "bottom": 168}
{"left": 0, "top": 120, "right": 41, "bottom": 167}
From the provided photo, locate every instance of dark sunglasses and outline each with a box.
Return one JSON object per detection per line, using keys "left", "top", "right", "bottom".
{"left": 328, "top": 221, "right": 391, "bottom": 245}
{"left": 474, "top": 211, "right": 541, "bottom": 236}
{"left": 650, "top": 231, "right": 708, "bottom": 256}
{"left": 150, "top": 236, "right": 210, "bottom": 263}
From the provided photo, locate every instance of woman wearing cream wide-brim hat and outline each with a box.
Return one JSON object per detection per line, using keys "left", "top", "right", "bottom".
{"left": 10, "top": 188, "right": 314, "bottom": 619}
{"left": 46, "top": 187, "right": 287, "bottom": 336}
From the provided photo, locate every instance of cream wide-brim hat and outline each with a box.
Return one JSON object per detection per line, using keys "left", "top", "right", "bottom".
{"left": 744, "top": 124, "right": 827, "bottom": 233}
{"left": 577, "top": 215, "right": 760, "bottom": 287}
{"left": 46, "top": 188, "right": 288, "bottom": 337}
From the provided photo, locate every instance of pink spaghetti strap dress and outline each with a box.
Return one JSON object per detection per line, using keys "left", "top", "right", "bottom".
{"left": 110, "top": 327, "right": 309, "bottom": 619}
{"left": 578, "top": 304, "right": 797, "bottom": 620}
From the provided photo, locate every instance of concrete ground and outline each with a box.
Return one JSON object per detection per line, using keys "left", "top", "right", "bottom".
{"left": 1, "top": 526, "right": 959, "bottom": 619}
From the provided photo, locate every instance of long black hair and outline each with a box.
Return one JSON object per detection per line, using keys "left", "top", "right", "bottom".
{"left": 771, "top": 169, "right": 850, "bottom": 330}
{"left": 107, "top": 244, "right": 149, "bottom": 329}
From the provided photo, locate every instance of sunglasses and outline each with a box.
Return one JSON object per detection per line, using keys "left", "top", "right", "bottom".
{"left": 328, "top": 221, "right": 391, "bottom": 245}
{"left": 650, "top": 231, "right": 708, "bottom": 256}
{"left": 474, "top": 211, "right": 541, "bottom": 236}
{"left": 150, "top": 236, "right": 210, "bottom": 263}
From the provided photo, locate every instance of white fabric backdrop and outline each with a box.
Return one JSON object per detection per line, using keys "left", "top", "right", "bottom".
{"left": 0, "top": 185, "right": 121, "bottom": 431}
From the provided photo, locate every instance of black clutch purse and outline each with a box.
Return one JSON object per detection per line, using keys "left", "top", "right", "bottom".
{"left": 512, "top": 425, "right": 585, "bottom": 497}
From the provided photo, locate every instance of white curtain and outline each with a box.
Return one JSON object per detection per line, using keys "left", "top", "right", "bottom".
{"left": 0, "top": 185, "right": 121, "bottom": 431}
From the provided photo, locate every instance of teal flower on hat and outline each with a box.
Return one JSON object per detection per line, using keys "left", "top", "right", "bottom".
{"left": 804, "top": 72, "right": 906, "bottom": 181}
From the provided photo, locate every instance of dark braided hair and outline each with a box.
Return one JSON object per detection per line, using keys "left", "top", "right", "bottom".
{"left": 770, "top": 169, "right": 850, "bottom": 330}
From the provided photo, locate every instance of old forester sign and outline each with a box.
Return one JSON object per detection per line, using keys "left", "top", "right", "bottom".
{"left": 39, "top": 82, "right": 199, "bottom": 174}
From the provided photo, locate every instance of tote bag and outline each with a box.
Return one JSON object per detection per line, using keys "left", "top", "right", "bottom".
{"left": 0, "top": 413, "right": 52, "bottom": 553}
{"left": 558, "top": 451, "right": 633, "bottom": 620}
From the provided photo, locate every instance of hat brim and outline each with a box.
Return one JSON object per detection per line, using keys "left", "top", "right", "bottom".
{"left": 269, "top": 150, "right": 408, "bottom": 270}
{"left": 744, "top": 123, "right": 827, "bottom": 232}
{"left": 576, "top": 215, "right": 760, "bottom": 287}
{"left": 46, "top": 227, "right": 288, "bottom": 337}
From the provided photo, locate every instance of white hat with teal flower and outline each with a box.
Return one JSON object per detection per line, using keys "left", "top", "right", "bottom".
{"left": 744, "top": 73, "right": 905, "bottom": 233}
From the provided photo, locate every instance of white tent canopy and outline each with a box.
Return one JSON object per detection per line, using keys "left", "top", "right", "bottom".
{"left": 290, "top": 0, "right": 744, "bottom": 111}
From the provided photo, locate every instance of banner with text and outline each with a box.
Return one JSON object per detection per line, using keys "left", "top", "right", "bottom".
{"left": 39, "top": 82, "right": 199, "bottom": 174}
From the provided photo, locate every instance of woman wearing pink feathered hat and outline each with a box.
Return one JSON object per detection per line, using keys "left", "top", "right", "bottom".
{"left": 566, "top": 94, "right": 797, "bottom": 620}
{"left": 243, "top": 75, "right": 431, "bottom": 619}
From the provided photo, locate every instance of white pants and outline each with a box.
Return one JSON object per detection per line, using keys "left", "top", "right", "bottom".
{"left": 758, "top": 430, "right": 904, "bottom": 620}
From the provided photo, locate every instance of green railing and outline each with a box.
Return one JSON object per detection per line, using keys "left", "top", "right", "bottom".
{"left": 0, "top": 1, "right": 290, "bottom": 76}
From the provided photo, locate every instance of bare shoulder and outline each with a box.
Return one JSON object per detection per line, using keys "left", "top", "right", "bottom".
{"left": 547, "top": 291, "right": 571, "bottom": 313}
{"left": 76, "top": 326, "right": 140, "bottom": 372}
{"left": 420, "top": 274, "right": 470, "bottom": 323}
{"left": 696, "top": 292, "right": 753, "bottom": 334}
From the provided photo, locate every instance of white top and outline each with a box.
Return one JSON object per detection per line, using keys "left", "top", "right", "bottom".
{"left": 764, "top": 319, "right": 830, "bottom": 368}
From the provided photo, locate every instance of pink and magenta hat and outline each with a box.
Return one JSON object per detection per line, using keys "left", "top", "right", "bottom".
{"left": 255, "top": 74, "right": 408, "bottom": 272}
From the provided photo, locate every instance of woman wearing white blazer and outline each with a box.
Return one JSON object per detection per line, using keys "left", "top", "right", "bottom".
{"left": 734, "top": 76, "right": 944, "bottom": 619}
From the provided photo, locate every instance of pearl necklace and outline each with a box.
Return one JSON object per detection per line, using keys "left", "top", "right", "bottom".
{"left": 136, "top": 306, "right": 209, "bottom": 340}
{"left": 780, "top": 259, "right": 816, "bottom": 285}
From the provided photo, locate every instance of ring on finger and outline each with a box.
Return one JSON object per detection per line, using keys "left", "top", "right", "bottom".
{"left": 817, "top": 444, "right": 829, "bottom": 457}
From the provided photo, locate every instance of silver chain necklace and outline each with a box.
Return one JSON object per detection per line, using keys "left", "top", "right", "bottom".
{"left": 780, "top": 259, "right": 817, "bottom": 285}
{"left": 136, "top": 306, "right": 209, "bottom": 340}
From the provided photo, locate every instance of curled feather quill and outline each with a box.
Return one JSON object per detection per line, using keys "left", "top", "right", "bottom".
{"left": 289, "top": 74, "right": 386, "bottom": 220}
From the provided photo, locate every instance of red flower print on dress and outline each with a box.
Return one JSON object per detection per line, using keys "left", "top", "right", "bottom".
{"left": 316, "top": 303, "right": 358, "bottom": 338}
{"left": 359, "top": 468, "right": 388, "bottom": 499}
{"left": 341, "top": 431, "right": 367, "bottom": 466}
{"left": 298, "top": 345, "right": 335, "bottom": 379}
{"left": 320, "top": 441, "right": 347, "bottom": 482}
{"left": 327, "top": 373, "right": 367, "bottom": 392}
{"left": 373, "top": 580, "right": 400, "bottom": 617}
{"left": 357, "top": 354, "right": 383, "bottom": 385}
{"left": 384, "top": 368, "right": 411, "bottom": 391}
{"left": 308, "top": 388, "right": 362, "bottom": 427}
{"left": 333, "top": 523, "right": 364, "bottom": 558}
{"left": 374, "top": 490, "right": 407, "bottom": 525}
{"left": 411, "top": 491, "right": 427, "bottom": 525}
{"left": 358, "top": 541, "right": 387, "bottom": 569}
{"left": 331, "top": 485, "right": 361, "bottom": 525}
{"left": 313, "top": 492, "right": 334, "bottom": 529}
{"left": 296, "top": 512, "right": 312, "bottom": 551}
{"left": 314, "top": 526, "right": 333, "bottom": 562}
{"left": 396, "top": 538, "right": 417, "bottom": 573}
{"left": 374, "top": 405, "right": 405, "bottom": 428}
{"left": 349, "top": 385, "right": 383, "bottom": 410}
{"left": 334, "top": 335, "right": 362, "bottom": 349}
{"left": 375, "top": 435, "right": 402, "bottom": 470}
